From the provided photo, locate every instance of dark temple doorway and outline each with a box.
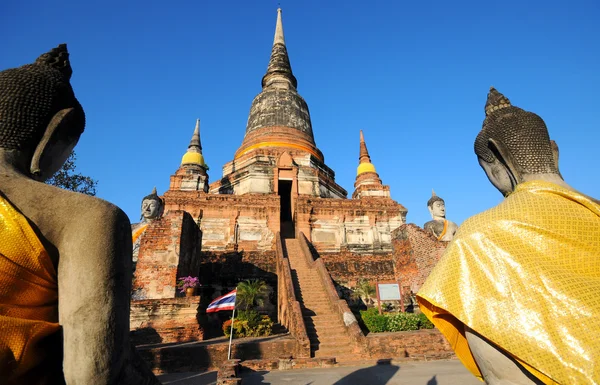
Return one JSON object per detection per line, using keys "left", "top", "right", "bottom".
{"left": 278, "top": 180, "right": 295, "bottom": 238}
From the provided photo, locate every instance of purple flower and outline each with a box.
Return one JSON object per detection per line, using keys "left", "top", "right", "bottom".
{"left": 176, "top": 276, "right": 201, "bottom": 293}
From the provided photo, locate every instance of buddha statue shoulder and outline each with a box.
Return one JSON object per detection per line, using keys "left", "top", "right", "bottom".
{"left": 0, "top": 45, "right": 159, "bottom": 384}
{"left": 423, "top": 190, "right": 458, "bottom": 241}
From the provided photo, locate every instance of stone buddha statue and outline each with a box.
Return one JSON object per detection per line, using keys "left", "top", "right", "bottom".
{"left": 423, "top": 190, "right": 458, "bottom": 241}
{"left": 0, "top": 45, "right": 158, "bottom": 384}
{"left": 417, "top": 87, "right": 600, "bottom": 384}
{"left": 132, "top": 187, "right": 164, "bottom": 264}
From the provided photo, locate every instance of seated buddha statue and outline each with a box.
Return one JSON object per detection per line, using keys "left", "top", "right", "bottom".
{"left": 423, "top": 191, "right": 458, "bottom": 241}
{"left": 417, "top": 87, "right": 600, "bottom": 384}
{"left": 132, "top": 187, "right": 163, "bottom": 266}
{"left": 0, "top": 45, "right": 159, "bottom": 384}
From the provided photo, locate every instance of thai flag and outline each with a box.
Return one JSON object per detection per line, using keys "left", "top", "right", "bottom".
{"left": 206, "top": 289, "right": 237, "bottom": 313}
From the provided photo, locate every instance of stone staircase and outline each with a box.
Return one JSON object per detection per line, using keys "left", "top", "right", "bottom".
{"left": 283, "top": 239, "right": 357, "bottom": 361}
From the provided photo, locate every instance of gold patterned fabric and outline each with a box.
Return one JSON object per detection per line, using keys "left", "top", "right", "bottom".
{"left": 0, "top": 195, "right": 60, "bottom": 383}
{"left": 417, "top": 180, "right": 600, "bottom": 384}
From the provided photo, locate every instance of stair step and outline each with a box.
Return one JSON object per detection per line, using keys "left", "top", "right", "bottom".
{"left": 314, "top": 353, "right": 362, "bottom": 361}
{"left": 312, "top": 346, "right": 354, "bottom": 355}
{"left": 307, "top": 333, "right": 349, "bottom": 342}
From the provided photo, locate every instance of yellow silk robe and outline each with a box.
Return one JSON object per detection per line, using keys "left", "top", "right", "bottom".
{"left": 417, "top": 181, "right": 600, "bottom": 384}
{"left": 0, "top": 195, "right": 60, "bottom": 384}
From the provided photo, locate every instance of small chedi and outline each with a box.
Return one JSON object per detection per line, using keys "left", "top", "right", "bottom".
{"left": 423, "top": 190, "right": 458, "bottom": 241}
{"left": 0, "top": 45, "right": 158, "bottom": 384}
{"left": 417, "top": 88, "right": 600, "bottom": 384}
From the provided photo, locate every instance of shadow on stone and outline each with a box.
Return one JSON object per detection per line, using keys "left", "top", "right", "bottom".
{"left": 131, "top": 327, "right": 162, "bottom": 345}
{"left": 238, "top": 368, "right": 270, "bottom": 385}
{"left": 332, "top": 359, "right": 399, "bottom": 385}
{"left": 157, "top": 370, "right": 218, "bottom": 385}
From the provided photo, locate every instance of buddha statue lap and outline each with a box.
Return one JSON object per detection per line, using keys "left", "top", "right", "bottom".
{"left": 0, "top": 45, "right": 159, "bottom": 384}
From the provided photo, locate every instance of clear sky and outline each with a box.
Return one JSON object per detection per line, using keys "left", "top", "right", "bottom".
{"left": 2, "top": 0, "right": 599, "bottom": 228}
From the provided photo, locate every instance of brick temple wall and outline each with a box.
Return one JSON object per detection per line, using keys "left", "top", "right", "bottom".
{"left": 318, "top": 251, "right": 396, "bottom": 287}
{"left": 163, "top": 191, "right": 280, "bottom": 252}
{"left": 130, "top": 297, "right": 203, "bottom": 345}
{"left": 296, "top": 196, "right": 407, "bottom": 254}
{"left": 197, "top": 250, "right": 276, "bottom": 284}
{"left": 132, "top": 211, "right": 202, "bottom": 300}
{"left": 391, "top": 224, "right": 448, "bottom": 293}
{"left": 138, "top": 336, "right": 300, "bottom": 374}
{"left": 366, "top": 329, "right": 454, "bottom": 360}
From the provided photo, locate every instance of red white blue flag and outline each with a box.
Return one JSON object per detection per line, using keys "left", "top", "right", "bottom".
{"left": 206, "top": 289, "right": 237, "bottom": 313}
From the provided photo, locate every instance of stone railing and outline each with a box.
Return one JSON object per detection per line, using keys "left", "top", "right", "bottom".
{"left": 297, "top": 232, "right": 368, "bottom": 355}
{"left": 276, "top": 233, "right": 311, "bottom": 358}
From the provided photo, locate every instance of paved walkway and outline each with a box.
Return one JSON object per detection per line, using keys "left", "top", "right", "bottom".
{"left": 157, "top": 359, "right": 481, "bottom": 385}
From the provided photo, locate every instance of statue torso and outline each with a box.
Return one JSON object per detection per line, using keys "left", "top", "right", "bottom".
{"left": 424, "top": 219, "right": 458, "bottom": 241}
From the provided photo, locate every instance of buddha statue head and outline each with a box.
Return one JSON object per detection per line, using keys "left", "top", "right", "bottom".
{"left": 0, "top": 44, "right": 85, "bottom": 180}
{"left": 427, "top": 190, "right": 446, "bottom": 221}
{"left": 141, "top": 187, "right": 163, "bottom": 220}
{"left": 475, "top": 87, "right": 560, "bottom": 196}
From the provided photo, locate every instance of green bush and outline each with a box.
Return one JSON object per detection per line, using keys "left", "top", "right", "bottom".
{"left": 360, "top": 308, "right": 388, "bottom": 333}
{"left": 222, "top": 313, "right": 274, "bottom": 338}
{"left": 387, "top": 313, "right": 420, "bottom": 332}
{"left": 417, "top": 312, "right": 435, "bottom": 329}
{"left": 252, "top": 316, "right": 274, "bottom": 337}
{"left": 358, "top": 308, "right": 436, "bottom": 333}
{"left": 237, "top": 310, "right": 262, "bottom": 328}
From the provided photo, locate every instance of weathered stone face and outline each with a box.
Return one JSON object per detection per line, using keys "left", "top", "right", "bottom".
{"left": 429, "top": 200, "right": 445, "bottom": 219}
{"left": 141, "top": 198, "right": 161, "bottom": 220}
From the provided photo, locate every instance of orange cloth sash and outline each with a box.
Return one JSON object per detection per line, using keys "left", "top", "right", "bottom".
{"left": 0, "top": 195, "right": 60, "bottom": 382}
{"left": 132, "top": 223, "right": 148, "bottom": 244}
{"left": 437, "top": 219, "right": 448, "bottom": 241}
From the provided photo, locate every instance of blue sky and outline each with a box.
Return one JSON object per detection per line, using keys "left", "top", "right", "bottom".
{"left": 2, "top": 0, "right": 599, "bottom": 228}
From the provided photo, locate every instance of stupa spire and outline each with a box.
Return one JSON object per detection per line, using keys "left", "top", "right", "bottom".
{"left": 274, "top": 8, "right": 285, "bottom": 45}
{"left": 261, "top": 8, "right": 297, "bottom": 90}
{"left": 181, "top": 119, "right": 206, "bottom": 169}
{"left": 353, "top": 130, "right": 388, "bottom": 199}
{"left": 359, "top": 130, "right": 372, "bottom": 165}
{"left": 188, "top": 118, "right": 202, "bottom": 152}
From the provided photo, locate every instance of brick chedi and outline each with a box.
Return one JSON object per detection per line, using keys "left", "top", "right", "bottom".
{"left": 170, "top": 119, "right": 209, "bottom": 192}
{"left": 210, "top": 8, "right": 346, "bottom": 199}
{"left": 352, "top": 130, "right": 391, "bottom": 199}
{"left": 160, "top": 9, "right": 407, "bottom": 259}
{"left": 133, "top": 8, "right": 416, "bottom": 347}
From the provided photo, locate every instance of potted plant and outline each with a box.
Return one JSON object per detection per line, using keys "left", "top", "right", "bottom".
{"left": 177, "top": 276, "right": 201, "bottom": 297}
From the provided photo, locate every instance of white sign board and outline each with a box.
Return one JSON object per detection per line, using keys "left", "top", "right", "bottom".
{"left": 378, "top": 283, "right": 401, "bottom": 301}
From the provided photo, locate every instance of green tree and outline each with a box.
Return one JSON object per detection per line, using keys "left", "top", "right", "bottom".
{"left": 236, "top": 279, "right": 269, "bottom": 310}
{"left": 352, "top": 279, "right": 376, "bottom": 306}
{"left": 46, "top": 151, "right": 97, "bottom": 196}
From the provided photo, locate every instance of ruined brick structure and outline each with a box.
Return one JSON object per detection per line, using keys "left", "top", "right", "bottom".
{"left": 147, "top": 9, "right": 406, "bottom": 285}
{"left": 132, "top": 9, "right": 447, "bottom": 351}
{"left": 391, "top": 224, "right": 449, "bottom": 294}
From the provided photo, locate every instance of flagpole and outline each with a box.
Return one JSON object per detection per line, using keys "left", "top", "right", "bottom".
{"left": 227, "top": 301, "right": 236, "bottom": 360}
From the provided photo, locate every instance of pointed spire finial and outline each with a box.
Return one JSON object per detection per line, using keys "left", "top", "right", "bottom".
{"left": 274, "top": 7, "right": 285, "bottom": 46}
{"left": 485, "top": 87, "right": 512, "bottom": 116}
{"left": 151, "top": 186, "right": 157, "bottom": 195}
{"left": 188, "top": 118, "right": 202, "bottom": 152}
{"left": 359, "top": 130, "right": 372, "bottom": 164}
{"left": 262, "top": 7, "right": 297, "bottom": 90}
{"left": 432, "top": 189, "right": 436, "bottom": 197}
